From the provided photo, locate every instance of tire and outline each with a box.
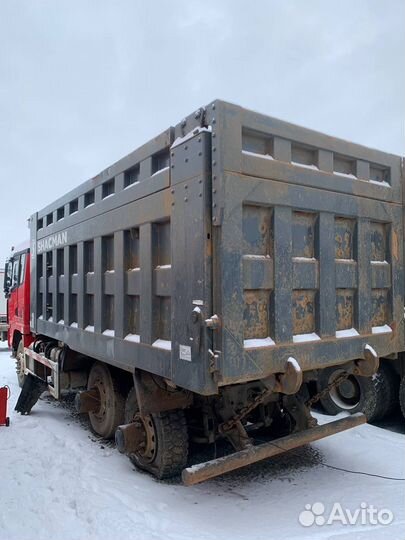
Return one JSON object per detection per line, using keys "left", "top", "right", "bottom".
{"left": 317, "top": 362, "right": 397, "bottom": 423}
{"left": 16, "top": 339, "right": 26, "bottom": 388}
{"left": 124, "top": 388, "right": 188, "bottom": 479}
{"left": 400, "top": 375, "right": 405, "bottom": 420}
{"left": 87, "top": 362, "right": 125, "bottom": 439}
{"left": 382, "top": 365, "right": 400, "bottom": 417}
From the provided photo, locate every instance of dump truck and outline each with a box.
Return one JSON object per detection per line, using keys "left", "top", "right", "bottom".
{"left": 6, "top": 100, "right": 404, "bottom": 484}
{"left": 0, "top": 269, "right": 8, "bottom": 342}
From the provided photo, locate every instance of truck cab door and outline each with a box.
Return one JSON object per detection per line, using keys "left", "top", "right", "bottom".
{"left": 17, "top": 253, "right": 27, "bottom": 321}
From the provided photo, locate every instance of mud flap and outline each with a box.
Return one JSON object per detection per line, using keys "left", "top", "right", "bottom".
{"left": 14, "top": 373, "right": 48, "bottom": 415}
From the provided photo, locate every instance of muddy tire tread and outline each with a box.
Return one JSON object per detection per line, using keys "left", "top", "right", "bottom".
{"left": 155, "top": 410, "right": 188, "bottom": 479}
{"left": 125, "top": 388, "right": 188, "bottom": 479}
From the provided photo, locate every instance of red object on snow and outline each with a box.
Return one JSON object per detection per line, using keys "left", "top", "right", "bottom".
{"left": 0, "top": 386, "right": 10, "bottom": 426}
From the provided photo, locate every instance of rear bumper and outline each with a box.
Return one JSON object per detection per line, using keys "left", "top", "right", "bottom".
{"left": 182, "top": 413, "right": 366, "bottom": 485}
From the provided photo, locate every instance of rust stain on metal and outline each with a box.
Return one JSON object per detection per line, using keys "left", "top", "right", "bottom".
{"left": 371, "top": 289, "right": 388, "bottom": 327}
{"left": 242, "top": 205, "right": 273, "bottom": 257}
{"left": 370, "top": 222, "right": 387, "bottom": 261}
{"left": 243, "top": 290, "right": 269, "bottom": 339}
{"left": 336, "top": 289, "right": 354, "bottom": 331}
{"left": 392, "top": 229, "right": 399, "bottom": 261}
{"left": 334, "top": 217, "right": 354, "bottom": 259}
{"left": 292, "top": 290, "right": 315, "bottom": 334}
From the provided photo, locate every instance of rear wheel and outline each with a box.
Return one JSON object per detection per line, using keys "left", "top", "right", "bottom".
{"left": 16, "top": 339, "right": 26, "bottom": 388}
{"left": 317, "top": 362, "right": 397, "bottom": 422}
{"left": 124, "top": 388, "right": 188, "bottom": 479}
{"left": 87, "top": 362, "right": 125, "bottom": 439}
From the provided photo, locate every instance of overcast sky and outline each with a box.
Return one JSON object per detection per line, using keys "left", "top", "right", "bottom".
{"left": 0, "top": 0, "right": 404, "bottom": 264}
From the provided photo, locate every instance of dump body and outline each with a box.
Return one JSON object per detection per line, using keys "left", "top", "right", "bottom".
{"left": 29, "top": 100, "right": 404, "bottom": 396}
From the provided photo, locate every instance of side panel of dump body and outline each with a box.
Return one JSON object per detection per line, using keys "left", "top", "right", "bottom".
{"left": 202, "top": 101, "right": 404, "bottom": 386}
{"left": 30, "top": 128, "right": 216, "bottom": 395}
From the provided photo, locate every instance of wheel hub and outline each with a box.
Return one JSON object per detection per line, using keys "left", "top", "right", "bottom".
{"left": 134, "top": 413, "right": 156, "bottom": 463}
{"left": 329, "top": 372, "right": 361, "bottom": 410}
{"left": 339, "top": 379, "right": 358, "bottom": 400}
{"left": 90, "top": 381, "right": 106, "bottom": 420}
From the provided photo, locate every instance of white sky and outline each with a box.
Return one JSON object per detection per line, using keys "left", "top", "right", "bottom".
{"left": 0, "top": 0, "right": 404, "bottom": 264}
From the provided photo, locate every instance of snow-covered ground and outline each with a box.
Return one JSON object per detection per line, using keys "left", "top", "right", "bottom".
{"left": 0, "top": 344, "right": 404, "bottom": 540}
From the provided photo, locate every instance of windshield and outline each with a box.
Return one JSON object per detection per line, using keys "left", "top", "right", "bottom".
{"left": 12, "top": 257, "right": 19, "bottom": 288}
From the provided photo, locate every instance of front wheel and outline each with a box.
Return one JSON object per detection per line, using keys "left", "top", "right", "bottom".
{"left": 123, "top": 388, "right": 188, "bottom": 479}
{"left": 317, "top": 363, "right": 397, "bottom": 423}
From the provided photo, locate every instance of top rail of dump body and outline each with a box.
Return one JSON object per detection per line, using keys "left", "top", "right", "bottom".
{"left": 180, "top": 100, "right": 403, "bottom": 206}
{"left": 29, "top": 100, "right": 404, "bottom": 394}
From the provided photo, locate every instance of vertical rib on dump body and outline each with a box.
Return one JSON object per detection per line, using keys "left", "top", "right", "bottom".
{"left": 30, "top": 100, "right": 404, "bottom": 396}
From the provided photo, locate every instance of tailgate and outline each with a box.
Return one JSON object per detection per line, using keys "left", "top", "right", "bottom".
{"left": 209, "top": 101, "right": 404, "bottom": 385}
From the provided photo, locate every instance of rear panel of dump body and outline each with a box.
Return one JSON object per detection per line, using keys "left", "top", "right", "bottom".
{"left": 30, "top": 127, "right": 216, "bottom": 395}
{"left": 194, "top": 100, "right": 403, "bottom": 386}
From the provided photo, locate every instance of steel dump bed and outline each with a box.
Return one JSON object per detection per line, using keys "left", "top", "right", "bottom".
{"left": 30, "top": 100, "right": 404, "bottom": 395}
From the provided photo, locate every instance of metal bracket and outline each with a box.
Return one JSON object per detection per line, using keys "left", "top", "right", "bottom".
{"left": 269, "top": 357, "right": 303, "bottom": 395}
{"left": 24, "top": 347, "right": 60, "bottom": 399}
{"left": 354, "top": 344, "right": 380, "bottom": 377}
{"left": 208, "top": 349, "right": 221, "bottom": 374}
{"left": 133, "top": 369, "right": 192, "bottom": 416}
{"left": 205, "top": 314, "right": 220, "bottom": 329}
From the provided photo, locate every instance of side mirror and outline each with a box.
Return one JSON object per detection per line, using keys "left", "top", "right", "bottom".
{"left": 3, "top": 260, "right": 12, "bottom": 298}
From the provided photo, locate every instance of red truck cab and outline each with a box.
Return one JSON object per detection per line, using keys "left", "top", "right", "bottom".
{"left": 3, "top": 242, "right": 33, "bottom": 360}
{"left": 0, "top": 269, "right": 8, "bottom": 342}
